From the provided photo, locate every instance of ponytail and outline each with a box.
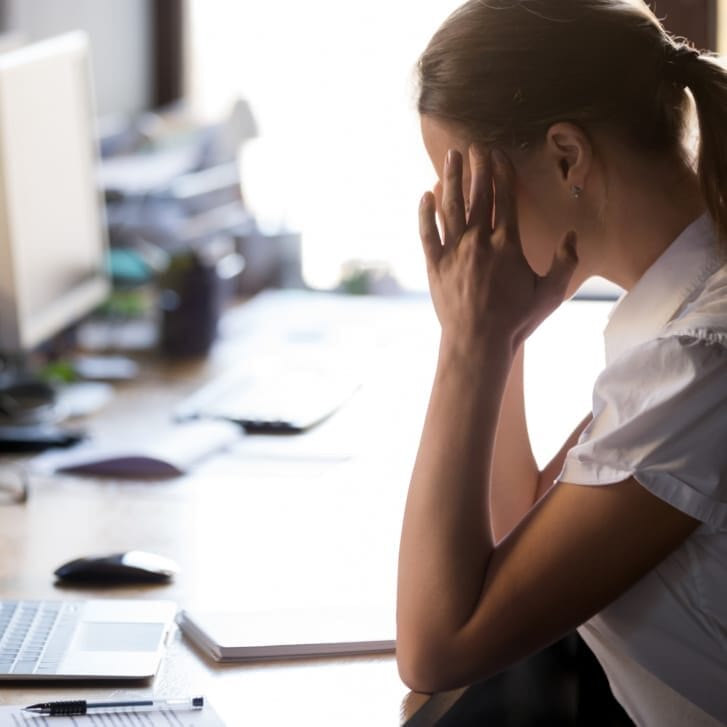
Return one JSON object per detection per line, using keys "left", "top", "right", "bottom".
{"left": 681, "top": 52, "right": 727, "bottom": 248}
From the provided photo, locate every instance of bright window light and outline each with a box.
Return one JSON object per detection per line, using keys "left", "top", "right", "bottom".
{"left": 185, "top": 1, "right": 463, "bottom": 291}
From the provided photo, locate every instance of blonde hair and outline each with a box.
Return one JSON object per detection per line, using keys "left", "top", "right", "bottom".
{"left": 417, "top": 0, "right": 727, "bottom": 244}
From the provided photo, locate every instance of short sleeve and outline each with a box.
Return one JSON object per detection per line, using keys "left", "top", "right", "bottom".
{"left": 559, "top": 334, "right": 727, "bottom": 530}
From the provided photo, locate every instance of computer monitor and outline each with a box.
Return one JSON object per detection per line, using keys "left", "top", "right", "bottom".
{"left": 0, "top": 32, "right": 110, "bottom": 355}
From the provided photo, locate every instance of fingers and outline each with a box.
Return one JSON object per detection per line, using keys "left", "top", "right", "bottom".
{"left": 441, "top": 150, "right": 467, "bottom": 248}
{"left": 421, "top": 147, "right": 522, "bottom": 268}
{"left": 433, "top": 180, "right": 443, "bottom": 212}
{"left": 491, "top": 150, "right": 521, "bottom": 244}
{"left": 466, "top": 145, "right": 493, "bottom": 230}
{"left": 419, "top": 191, "right": 443, "bottom": 264}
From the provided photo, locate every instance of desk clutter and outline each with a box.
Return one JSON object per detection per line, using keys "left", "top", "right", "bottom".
{"left": 0, "top": 288, "right": 615, "bottom": 725}
{"left": 5, "top": 289, "right": 435, "bottom": 477}
{"left": 0, "top": 31, "right": 446, "bottom": 725}
{"left": 0, "top": 597, "right": 393, "bottom": 725}
{"left": 99, "top": 99, "right": 304, "bottom": 361}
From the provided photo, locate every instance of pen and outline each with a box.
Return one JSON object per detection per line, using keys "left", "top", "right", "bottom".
{"left": 22, "top": 695, "right": 204, "bottom": 716}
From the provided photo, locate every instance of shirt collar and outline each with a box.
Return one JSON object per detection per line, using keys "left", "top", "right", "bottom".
{"left": 604, "top": 213, "right": 721, "bottom": 364}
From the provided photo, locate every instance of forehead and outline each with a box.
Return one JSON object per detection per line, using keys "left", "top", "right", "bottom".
{"left": 420, "top": 115, "right": 472, "bottom": 167}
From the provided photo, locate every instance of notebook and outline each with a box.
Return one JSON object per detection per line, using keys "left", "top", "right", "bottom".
{"left": 177, "top": 607, "right": 396, "bottom": 662}
{"left": 0, "top": 599, "right": 176, "bottom": 679}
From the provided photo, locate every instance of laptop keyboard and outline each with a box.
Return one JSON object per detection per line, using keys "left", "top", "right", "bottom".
{"left": 0, "top": 600, "right": 80, "bottom": 675}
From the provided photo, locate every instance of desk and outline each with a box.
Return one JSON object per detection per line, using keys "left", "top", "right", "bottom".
{"left": 0, "top": 291, "right": 612, "bottom": 725}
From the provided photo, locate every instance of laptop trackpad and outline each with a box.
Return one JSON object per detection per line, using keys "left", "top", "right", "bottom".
{"left": 78, "top": 622, "right": 164, "bottom": 652}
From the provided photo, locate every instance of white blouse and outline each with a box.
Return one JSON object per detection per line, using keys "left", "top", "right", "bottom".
{"left": 558, "top": 214, "right": 727, "bottom": 726}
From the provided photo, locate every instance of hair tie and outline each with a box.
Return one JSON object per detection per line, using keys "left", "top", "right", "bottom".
{"left": 664, "top": 42, "right": 701, "bottom": 87}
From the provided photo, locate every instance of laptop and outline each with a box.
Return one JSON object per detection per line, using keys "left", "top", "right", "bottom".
{"left": 0, "top": 599, "right": 176, "bottom": 679}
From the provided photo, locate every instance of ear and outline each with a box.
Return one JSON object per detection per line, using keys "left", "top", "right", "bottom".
{"left": 545, "top": 122, "right": 592, "bottom": 195}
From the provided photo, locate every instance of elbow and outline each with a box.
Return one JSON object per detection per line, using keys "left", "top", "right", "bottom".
{"left": 396, "top": 647, "right": 433, "bottom": 694}
{"left": 396, "top": 647, "right": 440, "bottom": 694}
{"left": 396, "top": 638, "right": 462, "bottom": 694}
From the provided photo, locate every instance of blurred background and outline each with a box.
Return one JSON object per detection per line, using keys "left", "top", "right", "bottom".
{"left": 0, "top": 0, "right": 720, "bottom": 300}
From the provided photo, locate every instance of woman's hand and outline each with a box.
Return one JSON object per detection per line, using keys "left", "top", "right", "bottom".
{"left": 419, "top": 146, "right": 578, "bottom": 354}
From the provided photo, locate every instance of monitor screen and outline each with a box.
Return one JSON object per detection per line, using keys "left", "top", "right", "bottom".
{"left": 0, "top": 32, "right": 109, "bottom": 353}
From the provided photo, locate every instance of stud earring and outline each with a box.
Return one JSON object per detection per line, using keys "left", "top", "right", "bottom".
{"left": 571, "top": 185, "right": 583, "bottom": 199}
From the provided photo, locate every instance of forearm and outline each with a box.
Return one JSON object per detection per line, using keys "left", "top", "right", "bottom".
{"left": 489, "top": 344, "right": 541, "bottom": 541}
{"left": 397, "top": 336, "right": 513, "bottom": 653}
{"left": 491, "top": 349, "right": 593, "bottom": 538}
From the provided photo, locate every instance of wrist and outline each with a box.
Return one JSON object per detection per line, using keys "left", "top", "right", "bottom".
{"left": 439, "top": 328, "right": 516, "bottom": 368}
{"left": 437, "top": 331, "right": 515, "bottom": 382}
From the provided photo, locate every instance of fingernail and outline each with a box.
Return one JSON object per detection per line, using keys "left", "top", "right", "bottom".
{"left": 445, "top": 149, "right": 453, "bottom": 169}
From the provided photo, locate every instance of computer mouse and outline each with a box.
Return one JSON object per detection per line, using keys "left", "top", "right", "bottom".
{"left": 54, "top": 550, "right": 180, "bottom": 585}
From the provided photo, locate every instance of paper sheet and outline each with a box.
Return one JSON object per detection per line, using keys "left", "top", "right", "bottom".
{"left": 0, "top": 702, "right": 226, "bottom": 726}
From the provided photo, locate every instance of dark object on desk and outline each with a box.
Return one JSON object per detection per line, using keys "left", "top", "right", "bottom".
{"left": 428, "top": 635, "right": 632, "bottom": 727}
{"left": 158, "top": 243, "right": 244, "bottom": 358}
{"left": 431, "top": 637, "right": 578, "bottom": 727}
{"left": 575, "top": 636, "right": 633, "bottom": 726}
{"left": 54, "top": 551, "right": 180, "bottom": 585}
{"left": 0, "top": 379, "right": 56, "bottom": 425}
{"left": 0, "top": 424, "right": 85, "bottom": 452}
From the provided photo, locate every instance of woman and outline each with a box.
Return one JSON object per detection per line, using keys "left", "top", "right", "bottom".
{"left": 395, "top": 1, "right": 727, "bottom": 724}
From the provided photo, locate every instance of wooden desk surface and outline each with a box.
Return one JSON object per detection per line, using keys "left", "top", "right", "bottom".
{"left": 0, "top": 292, "right": 449, "bottom": 725}
{"left": 0, "top": 291, "right": 612, "bottom": 725}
